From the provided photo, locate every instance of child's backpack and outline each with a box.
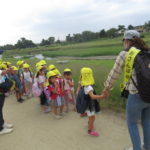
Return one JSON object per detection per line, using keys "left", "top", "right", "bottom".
{"left": 76, "top": 87, "right": 89, "bottom": 114}
{"left": 0, "top": 76, "right": 14, "bottom": 93}
{"left": 32, "top": 80, "right": 42, "bottom": 97}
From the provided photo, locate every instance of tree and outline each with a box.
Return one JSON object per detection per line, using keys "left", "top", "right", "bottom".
{"left": 48, "top": 37, "right": 55, "bottom": 44}
{"left": 99, "top": 29, "right": 107, "bottom": 38}
{"left": 144, "top": 21, "right": 150, "bottom": 32}
{"left": 66, "top": 34, "right": 72, "bottom": 42}
{"left": 118, "top": 25, "right": 125, "bottom": 31}
{"left": 128, "top": 25, "right": 134, "bottom": 30}
{"left": 106, "top": 28, "right": 118, "bottom": 38}
{"left": 15, "top": 37, "right": 36, "bottom": 49}
{"left": 40, "top": 39, "right": 50, "bottom": 46}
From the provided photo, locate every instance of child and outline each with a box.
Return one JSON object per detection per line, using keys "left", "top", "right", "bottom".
{"left": 47, "top": 71, "right": 64, "bottom": 119}
{"left": 36, "top": 65, "right": 50, "bottom": 113}
{"left": 63, "top": 68, "right": 76, "bottom": 112}
{"left": 10, "top": 66, "right": 25, "bottom": 103}
{"left": 53, "top": 69, "right": 64, "bottom": 116}
{"left": 22, "top": 64, "right": 33, "bottom": 98}
{"left": 77, "top": 67, "right": 108, "bottom": 137}
{"left": 16, "top": 60, "right": 25, "bottom": 96}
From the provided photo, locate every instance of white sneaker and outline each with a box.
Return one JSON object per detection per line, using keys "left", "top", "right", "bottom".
{"left": 0, "top": 128, "right": 13, "bottom": 135}
{"left": 3, "top": 123, "right": 13, "bottom": 129}
{"left": 55, "top": 115, "right": 62, "bottom": 119}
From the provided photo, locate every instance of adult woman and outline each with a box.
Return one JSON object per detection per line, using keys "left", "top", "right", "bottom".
{"left": 102, "top": 30, "right": 150, "bottom": 150}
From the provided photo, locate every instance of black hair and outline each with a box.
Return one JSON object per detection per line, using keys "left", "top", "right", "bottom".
{"left": 64, "top": 71, "right": 72, "bottom": 76}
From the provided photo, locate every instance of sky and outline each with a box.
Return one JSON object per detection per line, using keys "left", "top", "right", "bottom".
{"left": 0, "top": 0, "right": 150, "bottom": 45}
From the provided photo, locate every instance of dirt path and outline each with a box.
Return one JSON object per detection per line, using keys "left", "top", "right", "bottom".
{"left": 0, "top": 95, "right": 137, "bottom": 150}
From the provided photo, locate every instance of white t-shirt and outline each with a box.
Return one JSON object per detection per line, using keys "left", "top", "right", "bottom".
{"left": 23, "top": 72, "right": 32, "bottom": 82}
{"left": 37, "top": 75, "right": 46, "bottom": 84}
{"left": 84, "top": 85, "right": 93, "bottom": 95}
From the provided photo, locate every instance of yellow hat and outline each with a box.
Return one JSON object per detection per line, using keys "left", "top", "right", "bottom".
{"left": 0, "top": 63, "right": 7, "bottom": 70}
{"left": 36, "top": 62, "right": 41, "bottom": 67}
{"left": 80, "top": 67, "right": 95, "bottom": 86}
{"left": 39, "top": 60, "right": 47, "bottom": 65}
{"left": 7, "top": 62, "right": 12, "bottom": 65}
{"left": 23, "top": 63, "right": 30, "bottom": 69}
{"left": 48, "top": 64, "right": 56, "bottom": 71}
{"left": 64, "top": 68, "right": 71, "bottom": 72}
{"left": 36, "top": 65, "right": 43, "bottom": 72}
{"left": 11, "top": 66, "right": 18, "bottom": 71}
{"left": 46, "top": 71, "right": 56, "bottom": 78}
{"left": 53, "top": 69, "right": 61, "bottom": 75}
{"left": 16, "top": 60, "right": 24, "bottom": 66}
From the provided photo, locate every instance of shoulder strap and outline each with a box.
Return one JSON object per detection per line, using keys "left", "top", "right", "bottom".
{"left": 121, "top": 47, "right": 140, "bottom": 91}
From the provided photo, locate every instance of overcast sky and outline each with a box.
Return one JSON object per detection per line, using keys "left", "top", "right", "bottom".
{"left": 0, "top": 0, "right": 150, "bottom": 45}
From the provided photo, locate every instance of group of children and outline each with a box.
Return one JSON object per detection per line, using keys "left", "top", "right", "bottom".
{"left": 0, "top": 59, "right": 108, "bottom": 137}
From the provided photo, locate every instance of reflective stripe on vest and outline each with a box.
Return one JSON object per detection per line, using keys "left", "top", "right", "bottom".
{"left": 120, "top": 47, "right": 140, "bottom": 91}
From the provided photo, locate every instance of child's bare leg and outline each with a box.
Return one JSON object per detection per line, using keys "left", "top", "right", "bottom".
{"left": 53, "top": 106, "right": 58, "bottom": 116}
{"left": 60, "top": 105, "right": 64, "bottom": 114}
{"left": 88, "top": 116, "right": 95, "bottom": 131}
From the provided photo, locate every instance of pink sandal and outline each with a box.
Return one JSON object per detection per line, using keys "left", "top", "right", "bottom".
{"left": 88, "top": 131, "right": 99, "bottom": 137}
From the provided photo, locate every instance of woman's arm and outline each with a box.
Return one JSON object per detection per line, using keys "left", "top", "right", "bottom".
{"left": 104, "top": 51, "right": 127, "bottom": 90}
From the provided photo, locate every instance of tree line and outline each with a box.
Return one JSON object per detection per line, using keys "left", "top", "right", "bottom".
{"left": 1, "top": 21, "right": 150, "bottom": 50}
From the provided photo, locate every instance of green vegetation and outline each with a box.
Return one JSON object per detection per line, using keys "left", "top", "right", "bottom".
{"left": 3, "top": 32, "right": 150, "bottom": 58}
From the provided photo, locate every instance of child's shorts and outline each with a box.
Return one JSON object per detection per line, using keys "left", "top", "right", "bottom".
{"left": 86, "top": 110, "right": 95, "bottom": 117}
{"left": 51, "top": 96, "right": 64, "bottom": 107}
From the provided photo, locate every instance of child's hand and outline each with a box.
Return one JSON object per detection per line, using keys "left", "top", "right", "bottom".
{"left": 100, "top": 89, "right": 109, "bottom": 99}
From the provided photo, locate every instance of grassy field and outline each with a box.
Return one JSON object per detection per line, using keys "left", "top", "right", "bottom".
{"left": 3, "top": 32, "right": 150, "bottom": 58}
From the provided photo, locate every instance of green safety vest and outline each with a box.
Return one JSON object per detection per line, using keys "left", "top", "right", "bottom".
{"left": 120, "top": 47, "right": 140, "bottom": 91}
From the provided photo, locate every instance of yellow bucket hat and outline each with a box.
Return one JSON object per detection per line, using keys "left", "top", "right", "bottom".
{"left": 16, "top": 60, "right": 24, "bottom": 66}
{"left": 0, "top": 63, "right": 7, "bottom": 70}
{"left": 11, "top": 66, "right": 18, "bottom": 71}
{"left": 64, "top": 68, "right": 71, "bottom": 72}
{"left": 36, "top": 65, "right": 43, "bottom": 72}
{"left": 80, "top": 67, "right": 95, "bottom": 86}
{"left": 23, "top": 63, "right": 30, "bottom": 69}
{"left": 48, "top": 64, "right": 56, "bottom": 71}
{"left": 53, "top": 69, "right": 61, "bottom": 76}
{"left": 46, "top": 71, "right": 56, "bottom": 78}
{"left": 39, "top": 60, "right": 47, "bottom": 65}
{"left": 46, "top": 71, "right": 56, "bottom": 86}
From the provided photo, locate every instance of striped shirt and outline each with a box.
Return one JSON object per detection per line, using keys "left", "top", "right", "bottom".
{"left": 104, "top": 50, "right": 138, "bottom": 94}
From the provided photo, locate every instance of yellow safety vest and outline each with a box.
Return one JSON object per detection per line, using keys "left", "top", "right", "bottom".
{"left": 120, "top": 47, "right": 140, "bottom": 91}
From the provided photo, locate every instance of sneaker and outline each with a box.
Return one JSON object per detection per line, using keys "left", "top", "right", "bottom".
{"left": 43, "top": 107, "right": 51, "bottom": 113}
{"left": 80, "top": 113, "right": 87, "bottom": 117}
{"left": 55, "top": 115, "right": 62, "bottom": 119}
{"left": 124, "top": 143, "right": 145, "bottom": 150}
{"left": 0, "top": 128, "right": 13, "bottom": 135}
{"left": 17, "top": 99, "right": 23, "bottom": 103}
{"left": 88, "top": 130, "right": 99, "bottom": 137}
{"left": 3, "top": 123, "right": 13, "bottom": 129}
{"left": 20, "top": 98, "right": 25, "bottom": 101}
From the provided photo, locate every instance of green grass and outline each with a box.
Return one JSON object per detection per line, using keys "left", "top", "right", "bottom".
{"left": 3, "top": 32, "right": 150, "bottom": 58}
